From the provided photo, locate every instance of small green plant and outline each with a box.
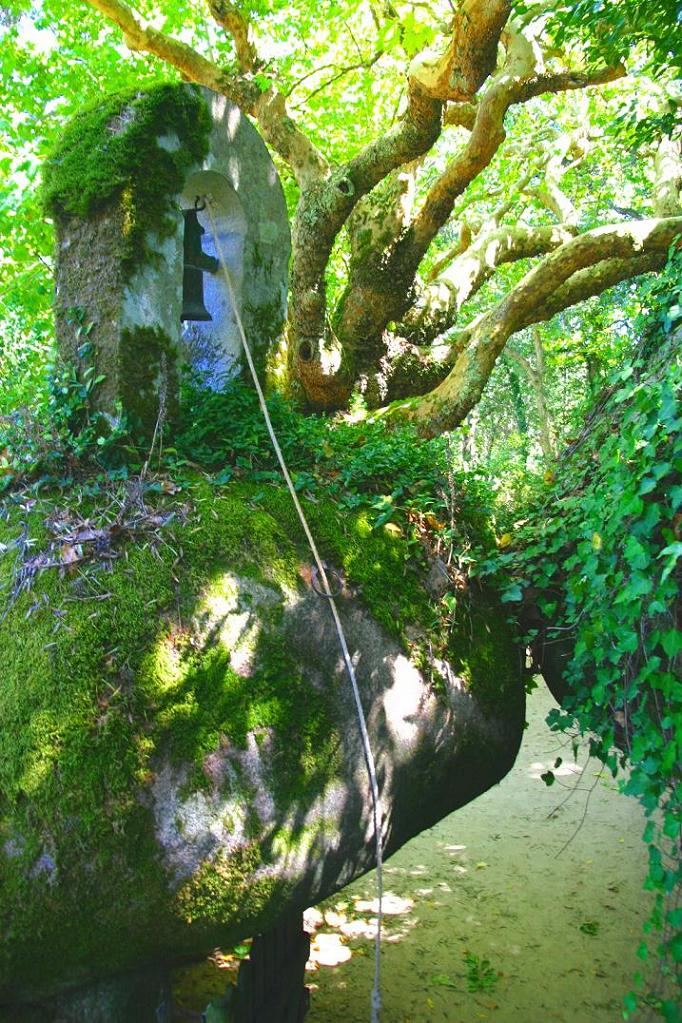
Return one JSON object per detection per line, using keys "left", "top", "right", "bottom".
{"left": 0, "top": 311, "right": 129, "bottom": 487}
{"left": 175, "top": 373, "right": 497, "bottom": 554}
{"left": 463, "top": 952, "right": 499, "bottom": 993}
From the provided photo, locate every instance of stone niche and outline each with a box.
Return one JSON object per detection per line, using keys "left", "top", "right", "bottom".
{"left": 48, "top": 84, "right": 290, "bottom": 438}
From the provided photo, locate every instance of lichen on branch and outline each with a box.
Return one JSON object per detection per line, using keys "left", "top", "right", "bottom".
{"left": 399, "top": 218, "right": 682, "bottom": 436}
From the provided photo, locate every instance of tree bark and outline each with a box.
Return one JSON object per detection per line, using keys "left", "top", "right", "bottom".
{"left": 79, "top": 0, "right": 678, "bottom": 436}
{"left": 507, "top": 329, "right": 555, "bottom": 460}
{"left": 320, "top": 34, "right": 623, "bottom": 405}
{"left": 397, "top": 217, "right": 682, "bottom": 435}
{"left": 398, "top": 224, "right": 576, "bottom": 346}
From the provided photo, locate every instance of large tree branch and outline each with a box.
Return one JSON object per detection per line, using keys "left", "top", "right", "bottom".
{"left": 289, "top": 75, "right": 442, "bottom": 390}
{"left": 398, "top": 223, "right": 576, "bottom": 344}
{"left": 443, "top": 101, "right": 478, "bottom": 130}
{"left": 82, "top": 0, "right": 329, "bottom": 187}
{"left": 84, "top": 0, "right": 252, "bottom": 98}
{"left": 409, "top": 0, "right": 512, "bottom": 102}
{"left": 291, "top": 0, "right": 515, "bottom": 392}
{"left": 395, "top": 217, "right": 682, "bottom": 436}
{"left": 522, "top": 253, "right": 666, "bottom": 327}
{"left": 407, "top": 36, "right": 624, "bottom": 259}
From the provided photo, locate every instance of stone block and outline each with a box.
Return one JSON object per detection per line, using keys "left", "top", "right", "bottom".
{"left": 46, "top": 84, "right": 290, "bottom": 441}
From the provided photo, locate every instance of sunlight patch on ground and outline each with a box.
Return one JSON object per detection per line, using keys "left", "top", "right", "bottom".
{"left": 304, "top": 890, "right": 418, "bottom": 970}
{"left": 307, "top": 932, "right": 352, "bottom": 968}
{"left": 527, "top": 759, "right": 582, "bottom": 780}
{"left": 353, "top": 894, "right": 414, "bottom": 915}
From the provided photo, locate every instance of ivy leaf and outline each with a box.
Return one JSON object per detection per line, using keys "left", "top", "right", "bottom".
{"left": 624, "top": 536, "right": 647, "bottom": 570}
{"left": 660, "top": 629, "right": 682, "bottom": 658}
{"left": 637, "top": 476, "right": 657, "bottom": 495}
{"left": 614, "top": 573, "right": 652, "bottom": 602}
{"left": 658, "top": 541, "right": 682, "bottom": 582}
{"left": 501, "top": 583, "right": 523, "bottom": 602}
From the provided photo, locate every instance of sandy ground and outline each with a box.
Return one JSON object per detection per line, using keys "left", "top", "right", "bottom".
{"left": 303, "top": 683, "right": 654, "bottom": 1023}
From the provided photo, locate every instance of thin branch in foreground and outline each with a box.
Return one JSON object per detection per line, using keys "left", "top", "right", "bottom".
{"left": 553, "top": 762, "right": 605, "bottom": 860}
{"left": 290, "top": 52, "right": 383, "bottom": 110}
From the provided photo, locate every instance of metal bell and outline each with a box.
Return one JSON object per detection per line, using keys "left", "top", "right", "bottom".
{"left": 180, "top": 197, "right": 219, "bottom": 322}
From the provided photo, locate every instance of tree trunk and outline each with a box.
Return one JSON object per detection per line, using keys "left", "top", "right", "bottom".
{"left": 231, "top": 915, "right": 311, "bottom": 1023}
{"left": 530, "top": 328, "right": 555, "bottom": 461}
{"left": 503, "top": 359, "right": 530, "bottom": 462}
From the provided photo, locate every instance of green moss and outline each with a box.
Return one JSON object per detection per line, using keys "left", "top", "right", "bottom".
{"left": 251, "top": 486, "right": 431, "bottom": 640}
{"left": 0, "top": 475, "right": 519, "bottom": 999}
{"left": 448, "top": 587, "right": 521, "bottom": 714}
{"left": 119, "top": 326, "right": 178, "bottom": 436}
{"left": 268, "top": 818, "right": 340, "bottom": 860}
{"left": 245, "top": 297, "right": 286, "bottom": 379}
{"left": 42, "top": 83, "right": 211, "bottom": 278}
{"left": 174, "top": 844, "right": 288, "bottom": 928}
{"left": 0, "top": 477, "right": 430, "bottom": 995}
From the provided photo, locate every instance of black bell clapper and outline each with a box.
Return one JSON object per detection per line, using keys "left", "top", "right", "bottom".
{"left": 181, "top": 197, "right": 219, "bottom": 322}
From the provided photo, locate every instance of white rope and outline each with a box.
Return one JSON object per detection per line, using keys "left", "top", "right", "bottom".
{"left": 203, "top": 197, "right": 384, "bottom": 1023}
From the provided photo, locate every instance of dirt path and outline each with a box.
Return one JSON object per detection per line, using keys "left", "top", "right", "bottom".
{"left": 304, "top": 683, "right": 652, "bottom": 1023}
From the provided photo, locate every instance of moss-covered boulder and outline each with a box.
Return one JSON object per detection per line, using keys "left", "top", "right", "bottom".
{"left": 0, "top": 481, "right": 524, "bottom": 1015}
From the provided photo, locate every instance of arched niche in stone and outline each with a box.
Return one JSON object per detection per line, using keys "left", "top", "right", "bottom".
{"left": 180, "top": 170, "right": 248, "bottom": 388}
{"left": 47, "top": 83, "right": 290, "bottom": 440}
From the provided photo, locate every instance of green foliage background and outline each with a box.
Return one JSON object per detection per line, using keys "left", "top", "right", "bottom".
{"left": 0, "top": 0, "right": 681, "bottom": 1016}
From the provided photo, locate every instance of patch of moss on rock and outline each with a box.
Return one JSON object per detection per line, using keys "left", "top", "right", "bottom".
{"left": 0, "top": 477, "right": 433, "bottom": 1000}
{"left": 448, "top": 587, "right": 522, "bottom": 714}
{"left": 119, "top": 325, "right": 179, "bottom": 436}
{"left": 174, "top": 844, "right": 289, "bottom": 928}
{"left": 42, "top": 82, "right": 211, "bottom": 278}
{"left": 251, "top": 484, "right": 431, "bottom": 641}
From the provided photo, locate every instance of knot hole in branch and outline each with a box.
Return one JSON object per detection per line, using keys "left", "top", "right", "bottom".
{"left": 336, "top": 177, "right": 354, "bottom": 197}
{"left": 297, "top": 340, "right": 314, "bottom": 363}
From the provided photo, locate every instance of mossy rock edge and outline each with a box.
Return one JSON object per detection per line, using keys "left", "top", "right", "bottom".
{"left": 0, "top": 481, "right": 524, "bottom": 1009}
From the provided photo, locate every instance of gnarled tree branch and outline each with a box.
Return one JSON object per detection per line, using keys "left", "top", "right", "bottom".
{"left": 408, "top": 44, "right": 623, "bottom": 258}
{"left": 397, "top": 217, "right": 682, "bottom": 435}
{"left": 409, "top": 0, "right": 512, "bottom": 102}
{"left": 399, "top": 223, "right": 577, "bottom": 344}
{"left": 323, "top": 22, "right": 625, "bottom": 393}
